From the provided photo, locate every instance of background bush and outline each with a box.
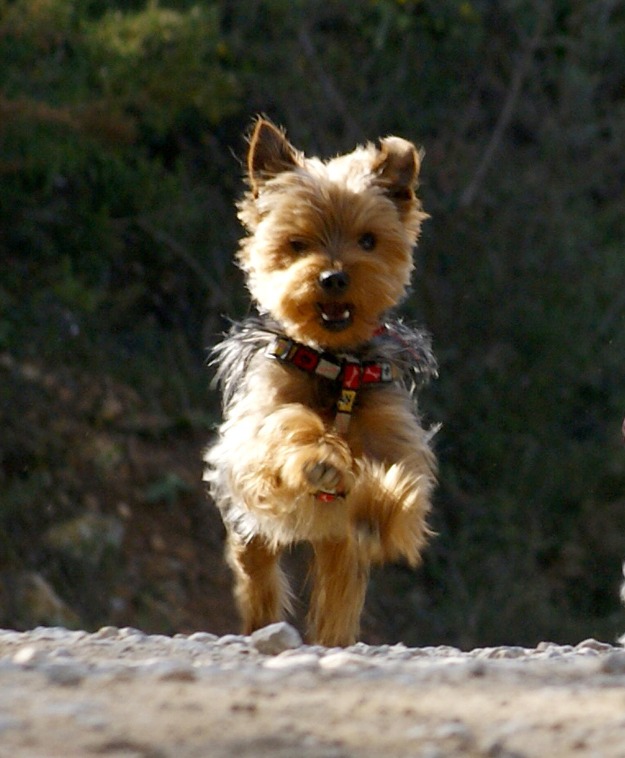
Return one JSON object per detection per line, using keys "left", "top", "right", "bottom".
{"left": 2, "top": 0, "right": 625, "bottom": 647}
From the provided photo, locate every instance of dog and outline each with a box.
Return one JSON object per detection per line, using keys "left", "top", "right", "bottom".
{"left": 204, "top": 118, "right": 437, "bottom": 646}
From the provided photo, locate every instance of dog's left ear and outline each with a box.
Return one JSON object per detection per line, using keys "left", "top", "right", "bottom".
{"left": 373, "top": 137, "right": 422, "bottom": 204}
{"left": 247, "top": 119, "right": 301, "bottom": 195}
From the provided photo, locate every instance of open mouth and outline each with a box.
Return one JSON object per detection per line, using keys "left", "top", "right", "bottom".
{"left": 318, "top": 302, "right": 353, "bottom": 332}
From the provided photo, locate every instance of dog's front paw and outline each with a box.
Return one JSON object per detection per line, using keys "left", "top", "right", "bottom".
{"left": 303, "top": 445, "right": 352, "bottom": 496}
{"left": 283, "top": 437, "right": 353, "bottom": 497}
{"left": 305, "top": 459, "right": 346, "bottom": 494}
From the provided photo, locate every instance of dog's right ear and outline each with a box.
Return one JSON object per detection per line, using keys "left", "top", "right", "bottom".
{"left": 247, "top": 118, "right": 301, "bottom": 194}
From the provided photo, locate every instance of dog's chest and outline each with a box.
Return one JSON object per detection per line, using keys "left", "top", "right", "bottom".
{"left": 283, "top": 367, "right": 342, "bottom": 419}
{"left": 275, "top": 362, "right": 385, "bottom": 426}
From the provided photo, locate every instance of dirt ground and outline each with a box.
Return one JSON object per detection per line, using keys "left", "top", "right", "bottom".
{"left": 2, "top": 626, "right": 625, "bottom": 758}
{"left": 4, "top": 356, "right": 625, "bottom": 758}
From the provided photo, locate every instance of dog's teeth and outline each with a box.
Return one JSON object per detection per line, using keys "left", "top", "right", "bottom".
{"left": 321, "top": 309, "right": 350, "bottom": 322}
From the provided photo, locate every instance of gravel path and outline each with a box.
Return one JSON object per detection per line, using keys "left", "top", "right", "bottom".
{"left": 2, "top": 623, "right": 625, "bottom": 757}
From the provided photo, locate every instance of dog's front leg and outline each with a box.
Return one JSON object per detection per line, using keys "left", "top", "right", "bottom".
{"left": 259, "top": 404, "right": 354, "bottom": 499}
{"left": 308, "top": 537, "right": 369, "bottom": 646}
{"left": 210, "top": 401, "right": 354, "bottom": 508}
{"left": 226, "top": 533, "right": 291, "bottom": 634}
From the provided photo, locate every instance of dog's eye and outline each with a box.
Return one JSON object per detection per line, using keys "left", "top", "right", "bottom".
{"left": 358, "top": 232, "right": 376, "bottom": 251}
{"left": 289, "top": 239, "right": 308, "bottom": 254}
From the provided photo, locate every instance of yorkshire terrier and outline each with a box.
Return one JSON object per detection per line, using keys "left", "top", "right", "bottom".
{"left": 204, "top": 118, "right": 437, "bottom": 647}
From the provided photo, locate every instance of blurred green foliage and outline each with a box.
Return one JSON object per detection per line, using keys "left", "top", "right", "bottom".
{"left": 2, "top": 0, "right": 625, "bottom": 646}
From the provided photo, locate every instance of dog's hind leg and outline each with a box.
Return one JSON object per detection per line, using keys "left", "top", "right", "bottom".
{"left": 308, "top": 537, "right": 369, "bottom": 647}
{"left": 227, "top": 533, "right": 291, "bottom": 634}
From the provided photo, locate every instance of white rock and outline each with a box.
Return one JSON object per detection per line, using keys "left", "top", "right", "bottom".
{"left": 49, "top": 646, "right": 75, "bottom": 659}
{"left": 143, "top": 660, "right": 197, "bottom": 681}
{"left": 263, "top": 653, "right": 320, "bottom": 671}
{"left": 44, "top": 662, "right": 87, "bottom": 686}
{"left": 484, "top": 647, "right": 528, "bottom": 660}
{"left": 435, "top": 720, "right": 474, "bottom": 747}
{"left": 432, "top": 645, "right": 463, "bottom": 656}
{"left": 575, "top": 638, "right": 613, "bottom": 652}
{"left": 0, "top": 715, "right": 24, "bottom": 732}
{"left": 215, "top": 634, "right": 248, "bottom": 646}
{"left": 146, "top": 634, "right": 173, "bottom": 646}
{"left": 93, "top": 626, "right": 119, "bottom": 639}
{"left": 405, "top": 724, "right": 427, "bottom": 740}
{"left": 599, "top": 651, "right": 625, "bottom": 674}
{"left": 30, "top": 627, "right": 71, "bottom": 641}
{"left": 250, "top": 623, "right": 302, "bottom": 655}
{"left": 13, "top": 645, "right": 46, "bottom": 667}
{"left": 576, "top": 647, "right": 600, "bottom": 657}
{"left": 118, "top": 627, "right": 146, "bottom": 639}
{"left": 188, "top": 632, "right": 218, "bottom": 644}
{"left": 0, "top": 630, "right": 22, "bottom": 643}
{"left": 319, "top": 651, "right": 364, "bottom": 670}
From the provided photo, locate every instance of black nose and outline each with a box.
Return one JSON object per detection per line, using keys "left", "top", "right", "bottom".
{"left": 318, "top": 270, "right": 350, "bottom": 295}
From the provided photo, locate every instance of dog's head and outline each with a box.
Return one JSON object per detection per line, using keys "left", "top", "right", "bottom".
{"left": 236, "top": 118, "right": 428, "bottom": 350}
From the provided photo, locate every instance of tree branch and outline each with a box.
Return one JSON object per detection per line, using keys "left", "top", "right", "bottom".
{"left": 459, "top": 5, "right": 550, "bottom": 208}
{"left": 136, "top": 218, "right": 229, "bottom": 308}
{"left": 296, "top": 24, "right": 363, "bottom": 145}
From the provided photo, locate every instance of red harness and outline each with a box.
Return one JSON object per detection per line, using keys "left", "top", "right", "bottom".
{"left": 268, "top": 335, "right": 397, "bottom": 502}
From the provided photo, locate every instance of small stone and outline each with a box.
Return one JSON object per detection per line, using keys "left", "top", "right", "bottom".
{"left": 319, "top": 651, "right": 363, "bottom": 670}
{"left": 421, "top": 747, "right": 445, "bottom": 758}
{"left": 250, "top": 623, "right": 303, "bottom": 655}
{"left": 99, "top": 665, "right": 135, "bottom": 681}
{"left": 0, "top": 630, "right": 21, "bottom": 643}
{"left": 406, "top": 648, "right": 432, "bottom": 658}
{"left": 118, "top": 627, "right": 146, "bottom": 639}
{"left": 41, "top": 702, "right": 92, "bottom": 717}
{"left": 44, "top": 662, "right": 86, "bottom": 686}
{"left": 405, "top": 724, "right": 427, "bottom": 740}
{"left": 599, "top": 651, "right": 625, "bottom": 674}
{"left": 146, "top": 634, "right": 173, "bottom": 646}
{"left": 484, "top": 647, "right": 527, "bottom": 660}
{"left": 486, "top": 740, "right": 526, "bottom": 758}
{"left": 263, "top": 653, "right": 320, "bottom": 671}
{"left": 49, "top": 646, "right": 75, "bottom": 659}
{"left": 215, "top": 634, "right": 248, "bottom": 646}
{"left": 77, "top": 714, "right": 109, "bottom": 731}
{"left": 93, "top": 626, "right": 120, "bottom": 639}
{"left": 576, "top": 647, "right": 599, "bottom": 657}
{"left": 0, "top": 715, "right": 24, "bottom": 733}
{"left": 433, "top": 645, "right": 463, "bottom": 656}
{"left": 31, "top": 627, "right": 71, "bottom": 641}
{"left": 467, "top": 660, "right": 487, "bottom": 677}
{"left": 435, "top": 720, "right": 474, "bottom": 748}
{"left": 537, "top": 647, "right": 564, "bottom": 659}
{"left": 144, "top": 660, "right": 197, "bottom": 681}
{"left": 576, "top": 638, "right": 613, "bottom": 652}
{"left": 169, "top": 638, "right": 205, "bottom": 654}
{"left": 346, "top": 642, "right": 371, "bottom": 655}
{"left": 535, "top": 641, "right": 558, "bottom": 652}
{"left": 387, "top": 647, "right": 413, "bottom": 661}
{"left": 13, "top": 645, "right": 46, "bottom": 667}
{"left": 188, "top": 632, "right": 218, "bottom": 644}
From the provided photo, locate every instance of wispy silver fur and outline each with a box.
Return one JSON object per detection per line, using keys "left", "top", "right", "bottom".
{"left": 210, "top": 315, "right": 437, "bottom": 415}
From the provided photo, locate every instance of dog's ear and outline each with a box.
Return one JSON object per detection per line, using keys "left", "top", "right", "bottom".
{"left": 372, "top": 137, "right": 422, "bottom": 205}
{"left": 247, "top": 118, "right": 301, "bottom": 194}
